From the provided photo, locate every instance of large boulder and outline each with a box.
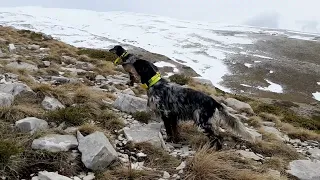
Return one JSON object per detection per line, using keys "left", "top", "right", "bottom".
{"left": 261, "top": 126, "right": 289, "bottom": 142}
{"left": 0, "top": 82, "right": 33, "bottom": 96}
{"left": 124, "top": 122, "right": 165, "bottom": 148}
{"left": 78, "top": 131, "right": 118, "bottom": 171}
{"left": 113, "top": 93, "right": 147, "bottom": 113}
{"left": 33, "top": 171, "right": 72, "bottom": 180}
{"left": 41, "top": 96, "right": 65, "bottom": 111}
{"left": 224, "top": 98, "right": 254, "bottom": 114}
{"left": 6, "top": 61, "right": 38, "bottom": 71}
{"left": 0, "top": 92, "right": 14, "bottom": 107}
{"left": 287, "top": 160, "right": 320, "bottom": 180}
{"left": 15, "top": 117, "right": 48, "bottom": 134}
{"left": 307, "top": 148, "right": 320, "bottom": 160}
{"left": 32, "top": 134, "right": 78, "bottom": 152}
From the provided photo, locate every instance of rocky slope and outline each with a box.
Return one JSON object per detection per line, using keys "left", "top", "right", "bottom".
{"left": 0, "top": 26, "right": 319, "bottom": 180}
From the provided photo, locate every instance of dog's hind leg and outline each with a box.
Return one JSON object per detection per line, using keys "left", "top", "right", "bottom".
{"left": 197, "top": 113, "right": 223, "bottom": 150}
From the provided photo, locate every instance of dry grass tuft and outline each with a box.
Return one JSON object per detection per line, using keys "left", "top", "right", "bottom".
{"left": 187, "top": 80, "right": 217, "bottom": 96}
{"left": 132, "top": 111, "right": 152, "bottom": 124}
{"left": 259, "top": 113, "right": 281, "bottom": 124}
{"left": 133, "top": 142, "right": 180, "bottom": 172}
{"left": 169, "top": 74, "right": 190, "bottom": 85}
{"left": 179, "top": 121, "right": 209, "bottom": 149}
{"left": 96, "top": 110, "right": 125, "bottom": 132}
{"left": 278, "top": 122, "right": 320, "bottom": 141}
{"left": 0, "top": 104, "right": 44, "bottom": 123}
{"left": 184, "top": 145, "right": 276, "bottom": 180}
{"left": 99, "top": 166, "right": 159, "bottom": 180}
{"left": 247, "top": 116, "right": 263, "bottom": 128}
{"left": 78, "top": 123, "right": 103, "bottom": 136}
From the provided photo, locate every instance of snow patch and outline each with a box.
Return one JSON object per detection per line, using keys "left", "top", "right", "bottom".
{"left": 240, "top": 84, "right": 252, "bottom": 88}
{"left": 252, "top": 54, "right": 273, "bottom": 59}
{"left": 254, "top": 61, "right": 261, "bottom": 63}
{"left": 313, "top": 92, "right": 320, "bottom": 101}
{"left": 269, "top": 70, "right": 274, "bottom": 74}
{"left": 257, "top": 80, "right": 283, "bottom": 93}
{"left": 317, "top": 82, "right": 320, "bottom": 85}
{"left": 244, "top": 63, "right": 253, "bottom": 68}
{"left": 154, "top": 61, "right": 176, "bottom": 68}
{"left": 289, "top": 35, "right": 316, "bottom": 41}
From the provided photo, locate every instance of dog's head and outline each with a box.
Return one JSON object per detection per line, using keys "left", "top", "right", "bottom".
{"left": 109, "top": 45, "right": 126, "bottom": 57}
{"left": 134, "top": 60, "right": 160, "bottom": 87}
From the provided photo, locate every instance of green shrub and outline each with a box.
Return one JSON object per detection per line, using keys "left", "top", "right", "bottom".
{"left": 45, "top": 106, "right": 92, "bottom": 126}
{"left": 77, "top": 48, "right": 117, "bottom": 61}
{"left": 132, "top": 111, "right": 152, "bottom": 124}
{"left": 169, "top": 74, "right": 190, "bottom": 85}
{"left": 0, "top": 140, "right": 21, "bottom": 165}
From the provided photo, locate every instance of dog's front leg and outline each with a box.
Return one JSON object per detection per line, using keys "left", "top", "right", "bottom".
{"left": 171, "top": 117, "right": 182, "bottom": 143}
{"left": 162, "top": 116, "right": 173, "bottom": 142}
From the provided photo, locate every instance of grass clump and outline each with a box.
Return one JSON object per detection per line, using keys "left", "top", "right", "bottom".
{"left": 134, "top": 142, "right": 180, "bottom": 172}
{"left": 185, "top": 145, "right": 276, "bottom": 180}
{"left": 247, "top": 116, "right": 263, "bottom": 128}
{"left": 179, "top": 121, "right": 209, "bottom": 149}
{"left": 96, "top": 111, "right": 125, "bottom": 131}
{"left": 0, "top": 140, "right": 22, "bottom": 165}
{"left": 45, "top": 106, "right": 92, "bottom": 126}
{"left": 99, "top": 167, "right": 159, "bottom": 180}
{"left": 0, "top": 104, "right": 44, "bottom": 123}
{"left": 169, "top": 74, "right": 190, "bottom": 85}
{"left": 132, "top": 111, "right": 151, "bottom": 124}
{"left": 77, "top": 48, "right": 117, "bottom": 60}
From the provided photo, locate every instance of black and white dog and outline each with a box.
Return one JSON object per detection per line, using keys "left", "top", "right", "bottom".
{"left": 109, "top": 45, "right": 254, "bottom": 150}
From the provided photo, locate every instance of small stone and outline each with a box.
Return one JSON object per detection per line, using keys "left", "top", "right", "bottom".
{"left": 131, "top": 162, "right": 144, "bottom": 170}
{"left": 37, "top": 171, "right": 72, "bottom": 180}
{"left": 43, "top": 61, "right": 51, "bottom": 67}
{"left": 32, "top": 134, "right": 78, "bottom": 152}
{"left": 176, "top": 161, "right": 186, "bottom": 170}
{"left": 163, "top": 171, "right": 170, "bottom": 179}
{"left": 41, "top": 96, "right": 65, "bottom": 111}
{"left": 15, "top": 117, "right": 48, "bottom": 134}
{"left": 137, "top": 152, "right": 147, "bottom": 158}
{"left": 8, "top": 44, "right": 16, "bottom": 53}
{"left": 83, "top": 172, "right": 95, "bottom": 180}
{"left": 27, "top": 44, "right": 40, "bottom": 50}
{"left": 237, "top": 150, "right": 263, "bottom": 161}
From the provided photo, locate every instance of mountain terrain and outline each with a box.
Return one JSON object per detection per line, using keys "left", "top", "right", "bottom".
{"left": 0, "top": 7, "right": 319, "bottom": 180}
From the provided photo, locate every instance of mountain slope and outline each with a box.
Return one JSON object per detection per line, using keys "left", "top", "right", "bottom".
{"left": 0, "top": 6, "right": 319, "bottom": 103}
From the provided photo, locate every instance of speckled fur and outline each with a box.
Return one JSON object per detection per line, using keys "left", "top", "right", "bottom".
{"left": 110, "top": 45, "right": 254, "bottom": 150}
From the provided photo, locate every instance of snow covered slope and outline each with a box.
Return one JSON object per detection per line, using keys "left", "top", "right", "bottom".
{"left": 0, "top": 6, "right": 319, "bottom": 99}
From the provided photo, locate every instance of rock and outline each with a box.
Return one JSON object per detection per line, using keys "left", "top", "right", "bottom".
{"left": 176, "top": 161, "right": 186, "bottom": 170}
{"left": 27, "top": 44, "right": 40, "bottom": 50}
{"left": 82, "top": 173, "right": 95, "bottom": 180}
{"left": 64, "top": 127, "right": 78, "bottom": 134}
{"left": 287, "top": 160, "right": 320, "bottom": 180}
{"left": 0, "top": 92, "right": 14, "bottom": 107}
{"left": 32, "top": 134, "right": 78, "bottom": 152}
{"left": 62, "top": 56, "right": 77, "bottom": 64}
{"left": 6, "top": 61, "right": 38, "bottom": 71}
{"left": 78, "top": 131, "right": 118, "bottom": 170}
{"left": 307, "top": 148, "right": 320, "bottom": 160}
{"left": 137, "top": 152, "right": 147, "bottom": 158}
{"left": 75, "top": 61, "right": 94, "bottom": 71}
{"left": 113, "top": 93, "right": 147, "bottom": 113}
{"left": 40, "top": 48, "right": 50, "bottom": 52}
{"left": 237, "top": 150, "right": 263, "bottom": 161}
{"left": 246, "top": 128, "right": 262, "bottom": 141}
{"left": 261, "top": 121, "right": 275, "bottom": 127}
{"left": 8, "top": 44, "right": 16, "bottom": 53}
{"left": 95, "top": 75, "right": 106, "bottom": 82}
{"left": 15, "top": 117, "right": 48, "bottom": 134}
{"left": 224, "top": 98, "right": 254, "bottom": 114}
{"left": 122, "top": 88, "right": 135, "bottom": 96}
{"left": 37, "top": 171, "right": 72, "bottom": 180}
{"left": 131, "top": 162, "right": 144, "bottom": 170}
{"left": 124, "top": 123, "right": 165, "bottom": 148}
{"left": 163, "top": 171, "right": 170, "bottom": 179}
{"left": 261, "top": 126, "right": 287, "bottom": 141}
{"left": 42, "top": 61, "right": 51, "bottom": 67}
{"left": 41, "top": 96, "right": 65, "bottom": 111}
{"left": 0, "top": 82, "right": 33, "bottom": 96}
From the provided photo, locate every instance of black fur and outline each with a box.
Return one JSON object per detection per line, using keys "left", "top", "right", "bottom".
{"left": 109, "top": 45, "right": 158, "bottom": 86}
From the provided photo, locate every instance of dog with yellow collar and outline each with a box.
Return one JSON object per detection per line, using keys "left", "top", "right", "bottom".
{"left": 109, "top": 45, "right": 159, "bottom": 87}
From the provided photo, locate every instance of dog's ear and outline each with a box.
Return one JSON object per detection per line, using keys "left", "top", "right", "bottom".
{"left": 109, "top": 45, "right": 125, "bottom": 56}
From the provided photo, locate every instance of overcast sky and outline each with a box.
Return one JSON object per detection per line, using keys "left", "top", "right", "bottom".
{"left": 1, "top": 0, "right": 320, "bottom": 32}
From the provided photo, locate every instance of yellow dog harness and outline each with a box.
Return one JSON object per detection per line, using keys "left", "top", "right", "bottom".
{"left": 113, "top": 51, "right": 129, "bottom": 65}
{"left": 114, "top": 52, "right": 161, "bottom": 89}
{"left": 140, "top": 72, "right": 162, "bottom": 89}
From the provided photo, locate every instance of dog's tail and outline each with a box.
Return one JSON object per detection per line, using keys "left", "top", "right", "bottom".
{"left": 216, "top": 103, "right": 255, "bottom": 142}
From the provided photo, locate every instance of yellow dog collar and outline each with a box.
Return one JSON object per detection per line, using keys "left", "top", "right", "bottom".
{"left": 114, "top": 52, "right": 129, "bottom": 65}
{"left": 140, "top": 72, "right": 161, "bottom": 89}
